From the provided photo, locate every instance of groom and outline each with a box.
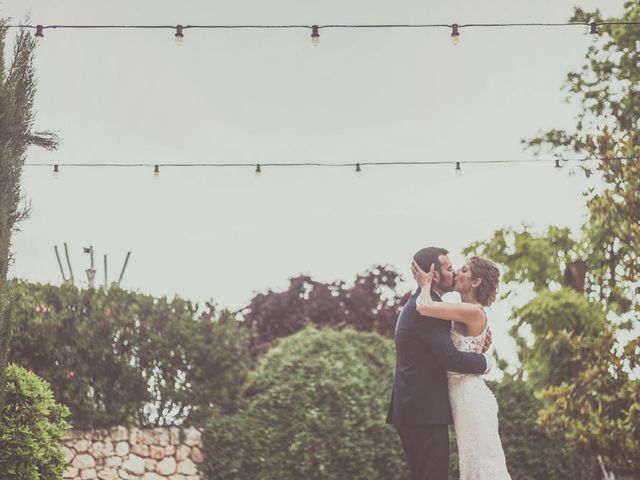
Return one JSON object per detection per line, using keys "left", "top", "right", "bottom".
{"left": 386, "top": 247, "right": 492, "bottom": 480}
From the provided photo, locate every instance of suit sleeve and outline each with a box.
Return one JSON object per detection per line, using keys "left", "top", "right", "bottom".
{"left": 414, "top": 317, "right": 487, "bottom": 374}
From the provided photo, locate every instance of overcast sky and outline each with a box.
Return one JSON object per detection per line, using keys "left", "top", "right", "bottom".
{"left": 2, "top": 0, "right": 625, "bottom": 372}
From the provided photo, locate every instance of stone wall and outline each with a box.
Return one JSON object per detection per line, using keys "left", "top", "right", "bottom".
{"left": 61, "top": 426, "right": 204, "bottom": 480}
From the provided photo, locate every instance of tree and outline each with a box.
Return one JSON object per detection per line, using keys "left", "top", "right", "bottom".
{"left": 0, "top": 21, "right": 59, "bottom": 412}
{"left": 468, "top": 4, "right": 640, "bottom": 474}
{"left": 240, "top": 266, "right": 410, "bottom": 355}
{"left": 538, "top": 328, "right": 640, "bottom": 477}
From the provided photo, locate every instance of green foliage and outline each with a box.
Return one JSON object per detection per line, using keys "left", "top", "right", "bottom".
{"left": 202, "top": 327, "right": 408, "bottom": 480}
{"left": 7, "top": 279, "right": 252, "bottom": 428}
{"left": 539, "top": 328, "right": 640, "bottom": 477}
{"left": 510, "top": 288, "right": 606, "bottom": 389}
{"left": 463, "top": 226, "right": 576, "bottom": 292}
{"left": 448, "top": 379, "right": 596, "bottom": 480}
{"left": 0, "top": 364, "right": 70, "bottom": 480}
{"left": 525, "top": 3, "right": 640, "bottom": 315}
{"left": 0, "top": 20, "right": 59, "bottom": 414}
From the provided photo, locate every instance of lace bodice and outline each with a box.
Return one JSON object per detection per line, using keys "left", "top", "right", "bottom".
{"left": 449, "top": 322, "right": 488, "bottom": 354}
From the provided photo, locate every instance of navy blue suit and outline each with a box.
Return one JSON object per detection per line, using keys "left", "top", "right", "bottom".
{"left": 387, "top": 288, "right": 487, "bottom": 480}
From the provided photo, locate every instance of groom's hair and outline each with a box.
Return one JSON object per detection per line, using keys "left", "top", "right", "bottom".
{"left": 413, "top": 247, "right": 449, "bottom": 274}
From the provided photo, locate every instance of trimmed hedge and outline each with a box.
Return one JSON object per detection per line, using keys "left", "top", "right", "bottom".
{"left": 0, "top": 364, "right": 70, "bottom": 480}
{"left": 7, "top": 279, "right": 252, "bottom": 428}
{"left": 202, "top": 327, "right": 408, "bottom": 480}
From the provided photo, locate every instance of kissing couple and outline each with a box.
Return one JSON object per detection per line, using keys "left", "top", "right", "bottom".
{"left": 387, "top": 247, "right": 511, "bottom": 480}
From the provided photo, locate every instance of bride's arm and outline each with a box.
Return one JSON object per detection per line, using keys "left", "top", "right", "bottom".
{"left": 413, "top": 261, "right": 485, "bottom": 327}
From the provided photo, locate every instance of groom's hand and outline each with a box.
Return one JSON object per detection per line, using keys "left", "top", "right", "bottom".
{"left": 482, "top": 329, "right": 492, "bottom": 353}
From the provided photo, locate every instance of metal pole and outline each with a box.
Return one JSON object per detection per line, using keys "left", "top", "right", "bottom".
{"left": 118, "top": 252, "right": 131, "bottom": 285}
{"left": 64, "top": 242, "right": 74, "bottom": 284}
{"left": 54, "top": 246, "right": 67, "bottom": 282}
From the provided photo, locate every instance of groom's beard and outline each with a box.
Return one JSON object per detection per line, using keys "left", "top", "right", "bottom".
{"left": 441, "top": 277, "right": 455, "bottom": 294}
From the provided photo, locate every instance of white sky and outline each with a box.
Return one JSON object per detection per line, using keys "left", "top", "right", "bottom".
{"left": 2, "top": 0, "right": 625, "bottom": 372}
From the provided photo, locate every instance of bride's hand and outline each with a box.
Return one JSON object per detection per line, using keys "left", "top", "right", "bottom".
{"left": 412, "top": 260, "right": 434, "bottom": 288}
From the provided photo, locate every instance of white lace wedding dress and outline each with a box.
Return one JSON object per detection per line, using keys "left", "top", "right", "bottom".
{"left": 447, "top": 320, "right": 511, "bottom": 480}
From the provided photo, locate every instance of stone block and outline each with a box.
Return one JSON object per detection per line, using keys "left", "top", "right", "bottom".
{"left": 72, "top": 454, "right": 96, "bottom": 470}
{"left": 190, "top": 447, "right": 203, "bottom": 464}
{"left": 175, "top": 445, "right": 190, "bottom": 461}
{"left": 132, "top": 444, "right": 150, "bottom": 457}
{"left": 177, "top": 459, "right": 197, "bottom": 475}
{"left": 81, "top": 468, "right": 97, "bottom": 480}
{"left": 156, "top": 457, "right": 177, "bottom": 475}
{"left": 122, "top": 454, "right": 145, "bottom": 475}
{"left": 115, "top": 441, "right": 129, "bottom": 456}
{"left": 149, "top": 445, "right": 165, "bottom": 460}
{"left": 183, "top": 427, "right": 201, "bottom": 447}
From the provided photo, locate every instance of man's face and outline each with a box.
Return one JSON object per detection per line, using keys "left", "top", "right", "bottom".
{"left": 435, "top": 254, "right": 455, "bottom": 293}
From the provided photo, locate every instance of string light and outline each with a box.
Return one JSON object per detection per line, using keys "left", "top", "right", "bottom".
{"left": 25, "top": 158, "right": 617, "bottom": 177}
{"left": 555, "top": 159, "right": 562, "bottom": 173}
{"left": 34, "top": 25, "right": 44, "bottom": 44}
{"left": 7, "top": 21, "right": 640, "bottom": 45}
{"left": 53, "top": 164, "right": 59, "bottom": 178}
{"left": 311, "top": 25, "right": 320, "bottom": 46}
{"left": 451, "top": 24, "right": 460, "bottom": 45}
{"left": 175, "top": 25, "right": 184, "bottom": 45}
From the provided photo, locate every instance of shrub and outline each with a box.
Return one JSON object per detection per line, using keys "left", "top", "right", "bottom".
{"left": 203, "top": 327, "right": 408, "bottom": 480}
{"left": 0, "top": 364, "right": 70, "bottom": 480}
{"left": 449, "top": 379, "right": 597, "bottom": 480}
{"left": 7, "top": 280, "right": 252, "bottom": 427}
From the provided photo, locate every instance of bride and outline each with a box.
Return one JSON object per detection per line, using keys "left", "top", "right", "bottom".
{"left": 412, "top": 256, "right": 511, "bottom": 480}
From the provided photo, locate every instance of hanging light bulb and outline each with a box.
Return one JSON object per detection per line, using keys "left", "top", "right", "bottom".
{"left": 311, "top": 25, "right": 320, "bottom": 46}
{"left": 589, "top": 21, "right": 598, "bottom": 36}
{"left": 455, "top": 162, "right": 462, "bottom": 176}
{"left": 554, "top": 159, "right": 562, "bottom": 173}
{"left": 175, "top": 25, "right": 184, "bottom": 45}
{"left": 53, "top": 164, "right": 59, "bottom": 178}
{"left": 451, "top": 24, "right": 460, "bottom": 45}
{"left": 256, "top": 164, "right": 262, "bottom": 175}
{"left": 153, "top": 165, "right": 160, "bottom": 177}
{"left": 355, "top": 163, "right": 362, "bottom": 173}
{"left": 34, "top": 25, "right": 44, "bottom": 44}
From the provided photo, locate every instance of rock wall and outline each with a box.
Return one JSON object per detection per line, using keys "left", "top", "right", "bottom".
{"left": 61, "top": 426, "right": 204, "bottom": 480}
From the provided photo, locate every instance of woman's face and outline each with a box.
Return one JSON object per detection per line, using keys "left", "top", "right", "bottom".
{"left": 453, "top": 261, "right": 475, "bottom": 294}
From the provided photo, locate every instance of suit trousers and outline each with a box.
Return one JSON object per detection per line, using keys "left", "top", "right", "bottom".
{"left": 396, "top": 424, "right": 449, "bottom": 480}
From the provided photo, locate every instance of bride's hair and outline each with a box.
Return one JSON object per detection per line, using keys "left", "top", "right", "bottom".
{"left": 468, "top": 256, "right": 500, "bottom": 306}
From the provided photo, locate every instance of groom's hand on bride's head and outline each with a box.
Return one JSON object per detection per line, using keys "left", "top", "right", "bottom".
{"left": 482, "top": 329, "right": 492, "bottom": 353}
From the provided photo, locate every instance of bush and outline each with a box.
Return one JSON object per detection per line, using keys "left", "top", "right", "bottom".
{"left": 7, "top": 280, "right": 252, "bottom": 427}
{"left": 202, "top": 327, "right": 408, "bottom": 480}
{"left": 0, "top": 364, "right": 70, "bottom": 480}
{"left": 448, "top": 379, "right": 597, "bottom": 480}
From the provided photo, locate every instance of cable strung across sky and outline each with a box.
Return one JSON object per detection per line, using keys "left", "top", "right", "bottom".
{"left": 24, "top": 157, "right": 627, "bottom": 178}
{"left": 6, "top": 21, "right": 640, "bottom": 46}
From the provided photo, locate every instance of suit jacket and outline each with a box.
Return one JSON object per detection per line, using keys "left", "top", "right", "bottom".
{"left": 386, "top": 288, "right": 487, "bottom": 425}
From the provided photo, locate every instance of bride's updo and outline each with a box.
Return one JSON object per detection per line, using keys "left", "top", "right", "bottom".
{"left": 468, "top": 256, "right": 500, "bottom": 307}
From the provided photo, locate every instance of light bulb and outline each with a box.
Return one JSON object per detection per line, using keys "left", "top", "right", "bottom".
{"left": 311, "top": 25, "right": 320, "bottom": 46}
{"left": 455, "top": 162, "right": 462, "bottom": 176}
{"left": 256, "top": 164, "right": 262, "bottom": 175}
{"left": 451, "top": 24, "right": 460, "bottom": 45}
{"left": 175, "top": 25, "right": 184, "bottom": 45}
{"left": 53, "top": 164, "right": 60, "bottom": 178}
{"left": 35, "top": 25, "right": 44, "bottom": 44}
{"left": 153, "top": 165, "right": 160, "bottom": 177}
